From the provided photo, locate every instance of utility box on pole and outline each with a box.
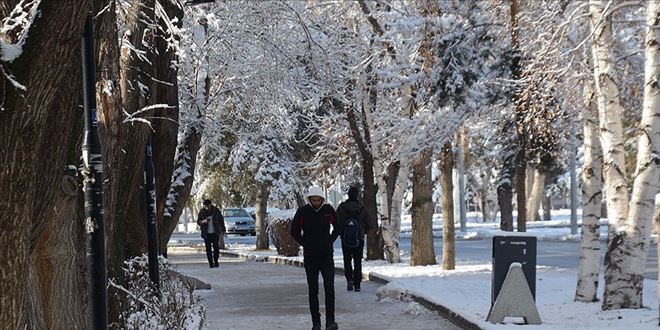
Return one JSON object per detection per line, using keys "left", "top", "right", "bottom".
{"left": 491, "top": 235, "right": 536, "bottom": 304}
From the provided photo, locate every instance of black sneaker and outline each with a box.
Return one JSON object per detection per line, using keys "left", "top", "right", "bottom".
{"left": 354, "top": 284, "right": 361, "bottom": 292}
{"left": 326, "top": 322, "right": 339, "bottom": 330}
{"left": 347, "top": 281, "right": 354, "bottom": 291}
{"left": 214, "top": 261, "right": 219, "bottom": 268}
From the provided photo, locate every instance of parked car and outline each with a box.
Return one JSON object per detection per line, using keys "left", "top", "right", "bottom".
{"left": 223, "top": 208, "right": 256, "bottom": 236}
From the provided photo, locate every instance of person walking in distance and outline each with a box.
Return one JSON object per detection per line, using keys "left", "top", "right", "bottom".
{"left": 197, "top": 199, "right": 225, "bottom": 268}
{"left": 336, "top": 186, "right": 371, "bottom": 292}
{"left": 290, "top": 186, "right": 340, "bottom": 330}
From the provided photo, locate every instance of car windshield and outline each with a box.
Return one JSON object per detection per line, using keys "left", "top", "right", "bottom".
{"left": 225, "top": 208, "right": 249, "bottom": 217}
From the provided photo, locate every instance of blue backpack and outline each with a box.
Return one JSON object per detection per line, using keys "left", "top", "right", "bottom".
{"left": 342, "top": 211, "right": 361, "bottom": 248}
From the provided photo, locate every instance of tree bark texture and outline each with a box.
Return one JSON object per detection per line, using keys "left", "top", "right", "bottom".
{"left": 526, "top": 168, "right": 545, "bottom": 222}
{"left": 93, "top": 0, "right": 124, "bottom": 281}
{"left": 542, "top": 174, "right": 552, "bottom": 221}
{"left": 497, "top": 150, "right": 515, "bottom": 231}
{"left": 575, "top": 84, "right": 602, "bottom": 303}
{"left": 346, "top": 105, "right": 382, "bottom": 260}
{"left": 153, "top": 0, "right": 184, "bottom": 254}
{"left": 509, "top": 0, "right": 527, "bottom": 232}
{"left": 159, "top": 126, "right": 203, "bottom": 254}
{"left": 589, "top": 0, "right": 632, "bottom": 310}
{"left": 117, "top": 0, "right": 157, "bottom": 258}
{"left": 0, "top": 2, "right": 88, "bottom": 328}
{"left": 410, "top": 148, "right": 436, "bottom": 266}
{"left": 440, "top": 142, "right": 456, "bottom": 270}
{"left": 255, "top": 181, "right": 271, "bottom": 250}
{"left": 362, "top": 153, "right": 382, "bottom": 260}
{"left": 364, "top": 73, "right": 383, "bottom": 261}
{"left": 27, "top": 184, "right": 86, "bottom": 330}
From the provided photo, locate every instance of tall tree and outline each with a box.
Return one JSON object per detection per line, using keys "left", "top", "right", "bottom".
{"left": 590, "top": 0, "right": 631, "bottom": 309}
{"left": 440, "top": 142, "right": 456, "bottom": 270}
{"left": 153, "top": 0, "right": 185, "bottom": 254}
{"left": 591, "top": 0, "right": 660, "bottom": 309}
{"left": 575, "top": 84, "right": 602, "bottom": 303}
{"left": 117, "top": 0, "right": 157, "bottom": 258}
{"left": 1, "top": 1, "right": 89, "bottom": 328}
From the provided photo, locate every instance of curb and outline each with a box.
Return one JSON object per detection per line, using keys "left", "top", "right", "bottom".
{"left": 218, "top": 249, "right": 484, "bottom": 330}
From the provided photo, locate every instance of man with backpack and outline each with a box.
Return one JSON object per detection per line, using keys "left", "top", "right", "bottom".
{"left": 336, "top": 186, "right": 372, "bottom": 292}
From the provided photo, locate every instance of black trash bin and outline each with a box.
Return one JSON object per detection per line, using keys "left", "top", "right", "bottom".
{"left": 491, "top": 235, "right": 536, "bottom": 304}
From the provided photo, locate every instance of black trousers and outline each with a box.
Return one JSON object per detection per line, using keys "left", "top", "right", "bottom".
{"left": 304, "top": 253, "right": 335, "bottom": 325}
{"left": 341, "top": 240, "right": 364, "bottom": 285}
{"left": 204, "top": 233, "right": 220, "bottom": 266}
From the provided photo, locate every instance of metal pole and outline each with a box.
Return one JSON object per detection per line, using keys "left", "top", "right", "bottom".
{"left": 457, "top": 131, "right": 467, "bottom": 232}
{"left": 82, "top": 13, "right": 107, "bottom": 330}
{"left": 570, "top": 146, "right": 578, "bottom": 235}
{"left": 144, "top": 134, "right": 160, "bottom": 291}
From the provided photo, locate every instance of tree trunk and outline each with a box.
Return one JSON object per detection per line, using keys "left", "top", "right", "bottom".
{"left": 410, "top": 148, "right": 436, "bottom": 266}
{"left": 153, "top": 0, "right": 184, "bottom": 254}
{"left": 601, "top": 0, "right": 660, "bottom": 309}
{"left": 376, "top": 141, "right": 412, "bottom": 264}
{"left": 159, "top": 126, "right": 203, "bottom": 254}
{"left": 526, "top": 168, "right": 545, "bottom": 221}
{"left": 117, "top": 0, "right": 157, "bottom": 258}
{"left": 159, "top": 8, "right": 209, "bottom": 254}
{"left": 509, "top": 0, "right": 527, "bottom": 232}
{"left": 0, "top": 2, "right": 87, "bottom": 328}
{"left": 255, "top": 181, "right": 270, "bottom": 250}
{"left": 346, "top": 103, "right": 382, "bottom": 260}
{"left": 575, "top": 84, "right": 602, "bottom": 303}
{"left": 356, "top": 68, "right": 386, "bottom": 262}
{"left": 362, "top": 153, "right": 382, "bottom": 260}
{"left": 515, "top": 148, "right": 527, "bottom": 231}
{"left": 440, "top": 142, "right": 455, "bottom": 270}
{"left": 655, "top": 207, "right": 660, "bottom": 323}
{"left": 497, "top": 151, "right": 515, "bottom": 231}
{"left": 27, "top": 182, "right": 86, "bottom": 330}
{"left": 94, "top": 0, "right": 124, "bottom": 283}
{"left": 589, "top": 0, "right": 632, "bottom": 310}
{"left": 542, "top": 174, "right": 552, "bottom": 221}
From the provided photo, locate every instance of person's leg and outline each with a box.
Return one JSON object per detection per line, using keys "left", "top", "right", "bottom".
{"left": 204, "top": 237, "right": 213, "bottom": 267}
{"left": 341, "top": 244, "right": 353, "bottom": 290}
{"left": 304, "top": 258, "right": 322, "bottom": 327}
{"left": 320, "top": 253, "right": 336, "bottom": 327}
{"left": 210, "top": 234, "right": 220, "bottom": 267}
{"left": 353, "top": 241, "right": 364, "bottom": 291}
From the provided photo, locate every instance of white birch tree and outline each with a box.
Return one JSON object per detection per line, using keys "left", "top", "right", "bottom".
{"left": 575, "top": 83, "right": 602, "bottom": 303}
{"left": 590, "top": 0, "right": 660, "bottom": 309}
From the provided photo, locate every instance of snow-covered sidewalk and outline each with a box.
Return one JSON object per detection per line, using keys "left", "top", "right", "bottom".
{"left": 206, "top": 212, "right": 659, "bottom": 330}
{"left": 215, "top": 244, "right": 658, "bottom": 330}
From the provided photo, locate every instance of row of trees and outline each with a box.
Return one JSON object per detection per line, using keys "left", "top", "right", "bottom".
{"left": 186, "top": 0, "right": 659, "bottom": 315}
{"left": 2, "top": 0, "right": 660, "bottom": 328}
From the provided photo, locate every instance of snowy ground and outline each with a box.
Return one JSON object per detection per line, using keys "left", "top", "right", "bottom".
{"left": 173, "top": 209, "right": 660, "bottom": 329}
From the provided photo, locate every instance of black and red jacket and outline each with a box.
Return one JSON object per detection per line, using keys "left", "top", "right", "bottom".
{"left": 290, "top": 203, "right": 339, "bottom": 257}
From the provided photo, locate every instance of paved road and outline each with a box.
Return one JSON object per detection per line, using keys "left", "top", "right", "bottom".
{"left": 170, "top": 233, "right": 659, "bottom": 280}
{"left": 168, "top": 252, "right": 462, "bottom": 330}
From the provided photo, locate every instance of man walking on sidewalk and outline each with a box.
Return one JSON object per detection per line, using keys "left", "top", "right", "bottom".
{"left": 336, "top": 186, "right": 371, "bottom": 292}
{"left": 290, "top": 186, "right": 340, "bottom": 330}
{"left": 197, "top": 199, "right": 225, "bottom": 268}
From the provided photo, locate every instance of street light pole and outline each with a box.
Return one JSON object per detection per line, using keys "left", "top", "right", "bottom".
{"left": 81, "top": 13, "right": 107, "bottom": 330}
{"left": 144, "top": 134, "right": 159, "bottom": 291}
{"left": 185, "top": 0, "right": 215, "bottom": 5}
